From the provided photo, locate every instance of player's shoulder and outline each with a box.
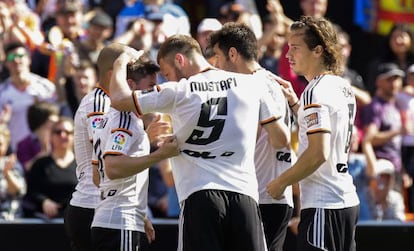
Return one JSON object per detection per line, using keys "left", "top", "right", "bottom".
{"left": 108, "top": 108, "right": 142, "bottom": 130}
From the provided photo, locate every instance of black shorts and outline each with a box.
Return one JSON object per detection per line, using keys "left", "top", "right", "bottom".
{"left": 297, "top": 206, "right": 359, "bottom": 251}
{"left": 259, "top": 203, "right": 293, "bottom": 251}
{"left": 91, "top": 227, "right": 148, "bottom": 251}
{"left": 178, "top": 189, "right": 267, "bottom": 251}
{"left": 64, "top": 205, "right": 95, "bottom": 251}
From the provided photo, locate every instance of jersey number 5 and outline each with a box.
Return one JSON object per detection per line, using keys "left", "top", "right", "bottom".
{"left": 185, "top": 97, "right": 227, "bottom": 145}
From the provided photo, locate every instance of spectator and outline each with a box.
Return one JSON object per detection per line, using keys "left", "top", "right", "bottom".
{"left": 218, "top": 2, "right": 262, "bottom": 39}
{"left": 348, "top": 125, "right": 370, "bottom": 220}
{"left": 362, "top": 63, "right": 405, "bottom": 188}
{"left": 196, "top": 18, "right": 222, "bottom": 57}
{"left": 144, "top": 0, "right": 190, "bottom": 36}
{"left": 24, "top": 116, "right": 77, "bottom": 219}
{"left": 30, "top": 0, "right": 85, "bottom": 82}
{"left": 0, "top": 0, "right": 44, "bottom": 50}
{"left": 75, "top": 10, "right": 114, "bottom": 66}
{"left": 396, "top": 64, "right": 414, "bottom": 213}
{"left": 365, "top": 23, "right": 414, "bottom": 96}
{"left": 257, "top": 14, "right": 287, "bottom": 75}
{"left": 16, "top": 101, "right": 60, "bottom": 172}
{"left": 61, "top": 60, "right": 98, "bottom": 117}
{"left": 0, "top": 41, "right": 56, "bottom": 152}
{"left": 0, "top": 124, "right": 26, "bottom": 220}
{"left": 112, "top": 18, "right": 154, "bottom": 52}
{"left": 361, "top": 159, "right": 406, "bottom": 221}
{"left": 114, "top": 0, "right": 145, "bottom": 38}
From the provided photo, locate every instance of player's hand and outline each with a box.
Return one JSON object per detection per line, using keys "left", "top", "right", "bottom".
{"left": 3, "top": 154, "right": 16, "bottom": 174}
{"left": 144, "top": 113, "right": 173, "bottom": 147}
{"left": 113, "top": 47, "right": 145, "bottom": 68}
{"left": 144, "top": 216, "right": 155, "bottom": 244}
{"left": 272, "top": 75, "right": 298, "bottom": 106}
{"left": 42, "top": 199, "right": 61, "bottom": 218}
{"left": 156, "top": 136, "right": 180, "bottom": 158}
{"left": 266, "top": 177, "right": 286, "bottom": 200}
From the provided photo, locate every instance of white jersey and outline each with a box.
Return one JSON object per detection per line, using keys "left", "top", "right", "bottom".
{"left": 70, "top": 87, "right": 110, "bottom": 209}
{"left": 133, "top": 68, "right": 282, "bottom": 203}
{"left": 254, "top": 69, "right": 294, "bottom": 206}
{"left": 297, "top": 75, "right": 359, "bottom": 209}
{"left": 91, "top": 108, "right": 149, "bottom": 231}
{"left": 0, "top": 73, "right": 56, "bottom": 151}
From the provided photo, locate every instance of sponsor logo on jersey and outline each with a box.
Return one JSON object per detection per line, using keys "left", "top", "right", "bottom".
{"left": 305, "top": 112, "right": 319, "bottom": 128}
{"left": 92, "top": 117, "right": 108, "bottom": 129}
{"left": 276, "top": 151, "right": 291, "bottom": 162}
{"left": 342, "top": 86, "right": 354, "bottom": 98}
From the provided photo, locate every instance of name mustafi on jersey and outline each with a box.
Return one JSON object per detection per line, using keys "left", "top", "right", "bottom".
{"left": 190, "top": 77, "right": 237, "bottom": 92}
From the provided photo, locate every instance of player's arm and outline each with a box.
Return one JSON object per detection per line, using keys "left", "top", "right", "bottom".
{"left": 273, "top": 75, "right": 299, "bottom": 117}
{"left": 109, "top": 48, "right": 144, "bottom": 112}
{"left": 144, "top": 214, "right": 155, "bottom": 243}
{"left": 266, "top": 131, "right": 330, "bottom": 199}
{"left": 104, "top": 136, "right": 180, "bottom": 179}
{"left": 262, "top": 118, "right": 290, "bottom": 149}
{"left": 92, "top": 163, "right": 100, "bottom": 187}
{"left": 367, "top": 123, "right": 401, "bottom": 147}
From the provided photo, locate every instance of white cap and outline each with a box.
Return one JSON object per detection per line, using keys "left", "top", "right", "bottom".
{"left": 408, "top": 64, "right": 414, "bottom": 74}
{"left": 374, "top": 159, "right": 395, "bottom": 176}
{"left": 197, "top": 18, "right": 222, "bottom": 33}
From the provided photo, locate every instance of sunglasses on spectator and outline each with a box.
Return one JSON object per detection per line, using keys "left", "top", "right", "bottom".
{"left": 52, "top": 129, "right": 74, "bottom": 135}
{"left": 6, "top": 53, "right": 26, "bottom": 62}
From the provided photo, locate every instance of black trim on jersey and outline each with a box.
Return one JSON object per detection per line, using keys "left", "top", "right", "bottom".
{"left": 93, "top": 88, "right": 108, "bottom": 113}
{"left": 132, "top": 91, "right": 142, "bottom": 115}
{"left": 261, "top": 116, "right": 282, "bottom": 126}
{"left": 119, "top": 111, "right": 132, "bottom": 130}
{"left": 306, "top": 129, "right": 331, "bottom": 135}
{"left": 303, "top": 75, "right": 324, "bottom": 106}
{"left": 102, "top": 152, "right": 122, "bottom": 158}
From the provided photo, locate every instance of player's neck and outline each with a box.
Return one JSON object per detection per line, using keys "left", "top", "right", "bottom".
{"left": 242, "top": 61, "right": 261, "bottom": 74}
{"left": 304, "top": 65, "right": 332, "bottom": 82}
{"left": 189, "top": 55, "right": 214, "bottom": 76}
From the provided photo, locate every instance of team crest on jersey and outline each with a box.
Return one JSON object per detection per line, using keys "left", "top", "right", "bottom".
{"left": 91, "top": 117, "right": 108, "bottom": 129}
{"left": 305, "top": 112, "right": 319, "bottom": 128}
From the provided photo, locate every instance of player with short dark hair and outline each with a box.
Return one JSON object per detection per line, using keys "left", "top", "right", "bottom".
{"left": 109, "top": 35, "right": 290, "bottom": 251}
{"left": 64, "top": 43, "right": 126, "bottom": 251}
{"left": 209, "top": 22, "right": 295, "bottom": 251}
{"left": 90, "top": 48, "right": 179, "bottom": 251}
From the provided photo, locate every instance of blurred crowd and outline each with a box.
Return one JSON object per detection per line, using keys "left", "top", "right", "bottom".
{"left": 0, "top": 0, "right": 413, "bottom": 225}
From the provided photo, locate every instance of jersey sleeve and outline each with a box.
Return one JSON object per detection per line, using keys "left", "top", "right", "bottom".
{"left": 258, "top": 78, "right": 284, "bottom": 124}
{"left": 132, "top": 81, "right": 181, "bottom": 115}
{"left": 302, "top": 84, "right": 332, "bottom": 134}
{"left": 102, "top": 111, "right": 144, "bottom": 157}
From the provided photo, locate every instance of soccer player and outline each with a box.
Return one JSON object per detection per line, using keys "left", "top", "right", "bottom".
{"left": 64, "top": 43, "right": 162, "bottom": 251}
{"left": 90, "top": 53, "right": 180, "bottom": 251}
{"left": 63, "top": 43, "right": 117, "bottom": 251}
{"left": 266, "top": 16, "right": 360, "bottom": 251}
{"left": 109, "top": 35, "right": 290, "bottom": 251}
{"left": 209, "top": 22, "right": 295, "bottom": 251}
